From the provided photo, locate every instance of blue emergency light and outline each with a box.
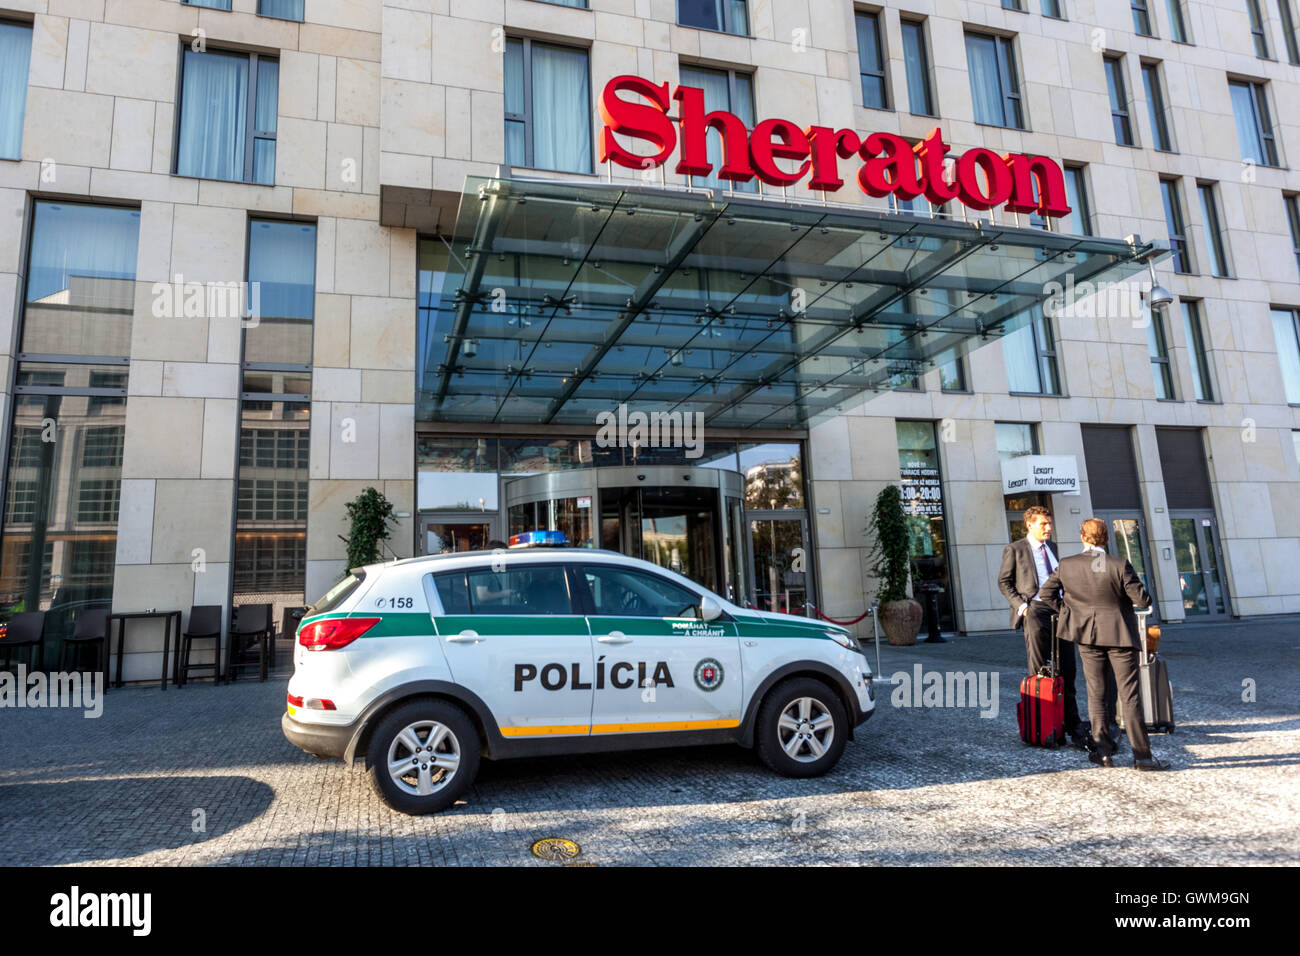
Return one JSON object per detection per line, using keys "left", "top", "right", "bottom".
{"left": 508, "top": 530, "right": 569, "bottom": 548}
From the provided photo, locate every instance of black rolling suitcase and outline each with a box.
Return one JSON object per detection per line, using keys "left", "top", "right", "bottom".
{"left": 1120, "top": 609, "right": 1175, "bottom": 734}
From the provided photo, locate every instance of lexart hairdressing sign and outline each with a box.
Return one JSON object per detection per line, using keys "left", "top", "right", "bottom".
{"left": 598, "top": 75, "right": 1072, "bottom": 218}
{"left": 1001, "top": 455, "right": 1081, "bottom": 496}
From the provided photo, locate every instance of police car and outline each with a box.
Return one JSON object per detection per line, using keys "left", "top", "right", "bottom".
{"left": 282, "top": 532, "right": 875, "bottom": 814}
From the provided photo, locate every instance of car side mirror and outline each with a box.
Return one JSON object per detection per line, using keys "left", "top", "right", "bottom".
{"left": 700, "top": 595, "right": 723, "bottom": 622}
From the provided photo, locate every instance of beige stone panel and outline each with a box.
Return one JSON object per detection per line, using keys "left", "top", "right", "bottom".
{"left": 504, "top": 0, "right": 593, "bottom": 38}
{"left": 51, "top": 0, "right": 104, "bottom": 18}
{"left": 276, "top": 117, "right": 328, "bottom": 189}
{"left": 847, "top": 417, "right": 903, "bottom": 482}
{"left": 429, "top": 155, "right": 496, "bottom": 193}
{"left": 947, "top": 480, "right": 1007, "bottom": 545}
{"left": 291, "top": 188, "right": 380, "bottom": 220}
{"left": 1219, "top": 481, "right": 1276, "bottom": 540}
{"left": 388, "top": 228, "right": 415, "bottom": 299}
{"left": 161, "top": 361, "right": 239, "bottom": 399}
{"left": 815, "top": 547, "right": 869, "bottom": 624}
{"left": 111, "top": 561, "right": 195, "bottom": 622}
{"left": 318, "top": 54, "right": 337, "bottom": 123}
{"left": 315, "top": 216, "right": 336, "bottom": 294}
{"left": 88, "top": 169, "right": 200, "bottom": 205}
{"left": 379, "top": 402, "right": 414, "bottom": 480}
{"left": 362, "top": 125, "right": 380, "bottom": 195}
{"left": 1269, "top": 481, "right": 1300, "bottom": 538}
{"left": 333, "top": 219, "right": 392, "bottom": 296}
{"left": 811, "top": 480, "right": 844, "bottom": 548}
{"left": 103, "top": 0, "right": 196, "bottom": 35}
{"left": 130, "top": 282, "right": 210, "bottom": 362}
{"left": 380, "top": 149, "right": 434, "bottom": 190}
{"left": 300, "top": 23, "right": 382, "bottom": 63}
{"left": 383, "top": 7, "right": 432, "bottom": 82}
{"left": 193, "top": 180, "right": 293, "bottom": 213}
{"left": 1223, "top": 537, "right": 1267, "bottom": 598}
{"left": 307, "top": 478, "right": 381, "bottom": 560}
{"left": 85, "top": 22, "right": 177, "bottom": 101}
{"left": 350, "top": 295, "right": 414, "bottom": 370}
{"left": 1258, "top": 536, "right": 1300, "bottom": 597}
{"left": 309, "top": 0, "right": 383, "bottom": 33}
{"left": 312, "top": 366, "right": 362, "bottom": 402}
{"left": 134, "top": 200, "right": 173, "bottom": 285}
{"left": 169, "top": 203, "right": 246, "bottom": 287}
{"left": 809, "top": 416, "right": 851, "bottom": 480}
{"left": 207, "top": 310, "right": 241, "bottom": 364}
{"left": 336, "top": 56, "right": 380, "bottom": 126}
{"left": 313, "top": 293, "right": 350, "bottom": 367}
{"left": 443, "top": 86, "right": 471, "bottom": 161}
{"left": 196, "top": 8, "right": 299, "bottom": 49}
{"left": 126, "top": 360, "right": 163, "bottom": 396}
{"left": 325, "top": 122, "right": 366, "bottom": 192}
{"left": 150, "top": 101, "right": 174, "bottom": 175}
{"left": 28, "top": 14, "right": 68, "bottom": 89}
{"left": 0, "top": 189, "right": 25, "bottom": 275}
{"left": 328, "top": 402, "right": 381, "bottom": 478}
{"left": 306, "top": 559, "right": 347, "bottom": 606}
{"left": 114, "top": 478, "right": 155, "bottom": 565}
{"left": 109, "top": 96, "right": 155, "bottom": 172}
{"left": 468, "top": 89, "right": 504, "bottom": 165}
{"left": 363, "top": 369, "right": 414, "bottom": 404}
{"left": 200, "top": 398, "right": 238, "bottom": 480}
{"left": 309, "top": 398, "right": 331, "bottom": 479}
{"left": 951, "top": 544, "right": 997, "bottom": 615}
{"left": 64, "top": 17, "right": 89, "bottom": 92}
{"left": 0, "top": 160, "right": 38, "bottom": 190}
{"left": 381, "top": 79, "right": 444, "bottom": 157}
{"left": 121, "top": 396, "right": 205, "bottom": 479}
{"left": 22, "top": 87, "right": 112, "bottom": 167}
{"left": 278, "top": 50, "right": 320, "bottom": 120}
{"left": 151, "top": 479, "right": 234, "bottom": 564}
{"left": 594, "top": 11, "right": 643, "bottom": 47}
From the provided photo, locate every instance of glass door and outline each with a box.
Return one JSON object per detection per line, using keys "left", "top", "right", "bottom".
{"left": 1097, "top": 512, "right": 1158, "bottom": 620}
{"left": 418, "top": 516, "right": 497, "bottom": 556}
{"left": 1169, "top": 514, "right": 1228, "bottom": 618}
{"left": 749, "top": 515, "right": 812, "bottom": 616}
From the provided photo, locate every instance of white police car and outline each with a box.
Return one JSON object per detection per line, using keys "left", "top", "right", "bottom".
{"left": 283, "top": 532, "right": 875, "bottom": 814}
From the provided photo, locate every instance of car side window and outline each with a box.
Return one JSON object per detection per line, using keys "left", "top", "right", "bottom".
{"left": 431, "top": 572, "right": 470, "bottom": 615}
{"left": 582, "top": 565, "right": 699, "bottom": 618}
{"left": 463, "top": 565, "right": 573, "bottom": 615}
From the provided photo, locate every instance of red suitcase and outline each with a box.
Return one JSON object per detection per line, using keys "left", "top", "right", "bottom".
{"left": 1017, "top": 614, "right": 1065, "bottom": 748}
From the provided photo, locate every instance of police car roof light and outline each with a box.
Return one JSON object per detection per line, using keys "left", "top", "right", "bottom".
{"left": 509, "top": 530, "right": 569, "bottom": 548}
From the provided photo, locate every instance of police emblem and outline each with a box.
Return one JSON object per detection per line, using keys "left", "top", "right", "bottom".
{"left": 693, "top": 658, "right": 724, "bottom": 692}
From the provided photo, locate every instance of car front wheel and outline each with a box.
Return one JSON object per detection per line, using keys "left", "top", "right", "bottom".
{"left": 755, "top": 677, "right": 848, "bottom": 778}
{"left": 366, "top": 700, "right": 480, "bottom": 814}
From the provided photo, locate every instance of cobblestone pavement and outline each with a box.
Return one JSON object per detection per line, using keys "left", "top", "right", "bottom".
{"left": 1, "top": 618, "right": 1296, "bottom": 866}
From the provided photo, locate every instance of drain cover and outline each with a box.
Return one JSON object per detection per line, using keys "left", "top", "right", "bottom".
{"left": 531, "top": 837, "right": 581, "bottom": 862}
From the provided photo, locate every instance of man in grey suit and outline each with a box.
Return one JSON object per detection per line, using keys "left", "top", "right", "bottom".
{"left": 998, "top": 506, "right": 1087, "bottom": 748}
{"left": 1037, "top": 518, "right": 1169, "bottom": 770}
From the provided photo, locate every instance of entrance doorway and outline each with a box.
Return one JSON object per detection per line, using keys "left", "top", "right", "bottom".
{"left": 1169, "top": 513, "right": 1229, "bottom": 618}
{"left": 1095, "top": 511, "right": 1159, "bottom": 620}
{"left": 749, "top": 514, "right": 811, "bottom": 616}
{"left": 418, "top": 516, "right": 497, "bottom": 556}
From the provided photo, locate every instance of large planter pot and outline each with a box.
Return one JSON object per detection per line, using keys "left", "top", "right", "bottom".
{"left": 879, "top": 599, "right": 923, "bottom": 646}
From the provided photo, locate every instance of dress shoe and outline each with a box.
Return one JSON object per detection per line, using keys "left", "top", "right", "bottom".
{"left": 1089, "top": 751, "right": 1114, "bottom": 768}
{"left": 1132, "top": 757, "right": 1170, "bottom": 772}
{"left": 1068, "top": 730, "right": 1091, "bottom": 751}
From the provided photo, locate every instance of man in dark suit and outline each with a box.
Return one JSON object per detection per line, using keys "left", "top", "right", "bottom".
{"left": 1037, "top": 518, "right": 1169, "bottom": 770}
{"left": 998, "top": 506, "right": 1087, "bottom": 748}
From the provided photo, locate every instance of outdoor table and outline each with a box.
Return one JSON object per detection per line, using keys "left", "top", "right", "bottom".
{"left": 111, "top": 611, "right": 183, "bottom": 690}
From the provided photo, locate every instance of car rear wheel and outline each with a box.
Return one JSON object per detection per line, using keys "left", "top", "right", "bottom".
{"left": 755, "top": 677, "right": 847, "bottom": 778}
{"left": 366, "top": 700, "right": 480, "bottom": 814}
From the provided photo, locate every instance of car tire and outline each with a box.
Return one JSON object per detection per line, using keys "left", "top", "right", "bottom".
{"left": 755, "top": 677, "right": 848, "bottom": 778}
{"left": 366, "top": 699, "right": 480, "bottom": 815}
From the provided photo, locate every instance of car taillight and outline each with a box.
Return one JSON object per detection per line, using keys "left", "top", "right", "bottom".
{"left": 287, "top": 693, "right": 304, "bottom": 707}
{"left": 297, "top": 617, "right": 380, "bottom": 651}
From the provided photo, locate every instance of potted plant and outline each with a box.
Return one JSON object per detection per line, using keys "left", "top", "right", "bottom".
{"left": 343, "top": 487, "right": 398, "bottom": 569}
{"left": 867, "top": 484, "right": 922, "bottom": 646}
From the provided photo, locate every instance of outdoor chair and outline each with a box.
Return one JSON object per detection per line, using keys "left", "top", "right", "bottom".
{"left": 179, "top": 605, "right": 224, "bottom": 686}
{"left": 277, "top": 606, "right": 308, "bottom": 671}
{"left": 227, "top": 604, "right": 273, "bottom": 682}
{"left": 0, "top": 611, "right": 46, "bottom": 673}
{"left": 59, "top": 608, "right": 111, "bottom": 691}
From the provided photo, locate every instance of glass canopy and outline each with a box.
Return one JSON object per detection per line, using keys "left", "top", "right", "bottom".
{"left": 417, "top": 176, "right": 1165, "bottom": 429}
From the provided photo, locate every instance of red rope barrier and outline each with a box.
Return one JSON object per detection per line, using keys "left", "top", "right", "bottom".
{"left": 811, "top": 606, "right": 874, "bottom": 627}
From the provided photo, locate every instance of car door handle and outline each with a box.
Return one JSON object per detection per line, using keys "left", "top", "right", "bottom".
{"left": 446, "top": 630, "right": 483, "bottom": 644}
{"left": 596, "top": 631, "right": 631, "bottom": 645}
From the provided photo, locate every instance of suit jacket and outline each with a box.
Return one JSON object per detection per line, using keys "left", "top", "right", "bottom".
{"left": 1036, "top": 548, "right": 1152, "bottom": 648}
{"left": 997, "top": 536, "right": 1060, "bottom": 629}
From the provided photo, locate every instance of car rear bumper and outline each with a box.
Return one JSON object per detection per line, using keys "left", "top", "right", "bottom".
{"left": 282, "top": 711, "right": 354, "bottom": 760}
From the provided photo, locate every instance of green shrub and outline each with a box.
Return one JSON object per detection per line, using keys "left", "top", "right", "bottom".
{"left": 344, "top": 487, "right": 397, "bottom": 569}
{"left": 867, "top": 484, "right": 911, "bottom": 603}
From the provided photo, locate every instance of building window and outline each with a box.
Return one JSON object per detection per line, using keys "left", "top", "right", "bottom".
{"left": 82, "top": 426, "right": 125, "bottom": 468}
{"left": 939, "top": 352, "right": 967, "bottom": 393}
{"left": 1273, "top": 308, "right": 1300, "bottom": 403}
{"left": 1247, "top": 0, "right": 1272, "bottom": 57}
{"left": 678, "top": 65, "right": 757, "bottom": 193}
{"left": 1003, "top": 308, "right": 1060, "bottom": 395}
{"left": 504, "top": 38, "right": 592, "bottom": 175}
{"left": 996, "top": 423, "right": 1048, "bottom": 540}
{"left": 1105, "top": 56, "right": 1135, "bottom": 146}
{"left": 1003, "top": 0, "right": 1025, "bottom": 10}
{"left": 900, "top": 19, "right": 935, "bottom": 116}
{"left": 1229, "top": 80, "right": 1279, "bottom": 167}
{"left": 1198, "top": 183, "right": 1231, "bottom": 278}
{"left": 1142, "top": 62, "right": 1173, "bottom": 151}
{"left": 1042, "top": 0, "right": 1065, "bottom": 18}
{"left": 1286, "top": 194, "right": 1300, "bottom": 277}
{"left": 1061, "top": 165, "right": 1092, "bottom": 236}
{"left": 1161, "top": 177, "right": 1193, "bottom": 274}
{"left": 966, "top": 33, "right": 1024, "bottom": 129}
{"left": 1293, "top": 430, "right": 1300, "bottom": 466}
{"left": 1181, "top": 300, "right": 1215, "bottom": 401}
{"left": 185, "top": 0, "right": 232, "bottom": 8}
{"left": 1279, "top": 0, "right": 1300, "bottom": 62}
{"left": 677, "top": 0, "right": 748, "bottom": 35}
{"left": 1132, "top": 0, "right": 1155, "bottom": 35}
{"left": 1167, "top": 0, "right": 1190, "bottom": 41}
{"left": 176, "top": 48, "right": 278, "bottom": 184}
{"left": 856, "top": 12, "right": 889, "bottom": 110}
{"left": 1146, "top": 306, "right": 1175, "bottom": 399}
{"left": 0, "top": 21, "right": 31, "bottom": 161}
{"left": 259, "top": 0, "right": 304, "bottom": 20}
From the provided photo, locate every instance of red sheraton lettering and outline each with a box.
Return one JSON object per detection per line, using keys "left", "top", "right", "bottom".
{"left": 598, "top": 74, "right": 1071, "bottom": 219}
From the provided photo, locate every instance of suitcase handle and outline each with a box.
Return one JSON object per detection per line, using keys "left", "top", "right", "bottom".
{"left": 1135, "top": 608, "right": 1152, "bottom": 664}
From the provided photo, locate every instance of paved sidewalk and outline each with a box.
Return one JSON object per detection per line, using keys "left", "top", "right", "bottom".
{"left": 1, "top": 618, "right": 1296, "bottom": 866}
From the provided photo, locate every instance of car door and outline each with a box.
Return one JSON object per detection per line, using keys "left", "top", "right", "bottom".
{"left": 576, "top": 563, "right": 742, "bottom": 736}
{"left": 430, "top": 562, "right": 594, "bottom": 739}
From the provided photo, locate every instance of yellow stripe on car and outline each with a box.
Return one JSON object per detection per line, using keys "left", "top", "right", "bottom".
{"left": 499, "top": 718, "right": 741, "bottom": 737}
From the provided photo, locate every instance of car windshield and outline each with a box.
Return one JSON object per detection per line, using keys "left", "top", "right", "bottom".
{"left": 308, "top": 572, "right": 364, "bottom": 615}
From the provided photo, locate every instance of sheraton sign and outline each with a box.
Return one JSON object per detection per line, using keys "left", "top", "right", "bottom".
{"left": 598, "top": 75, "right": 1072, "bottom": 218}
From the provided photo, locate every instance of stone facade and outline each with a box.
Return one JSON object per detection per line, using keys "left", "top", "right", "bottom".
{"left": 1, "top": 0, "right": 1298, "bottom": 674}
